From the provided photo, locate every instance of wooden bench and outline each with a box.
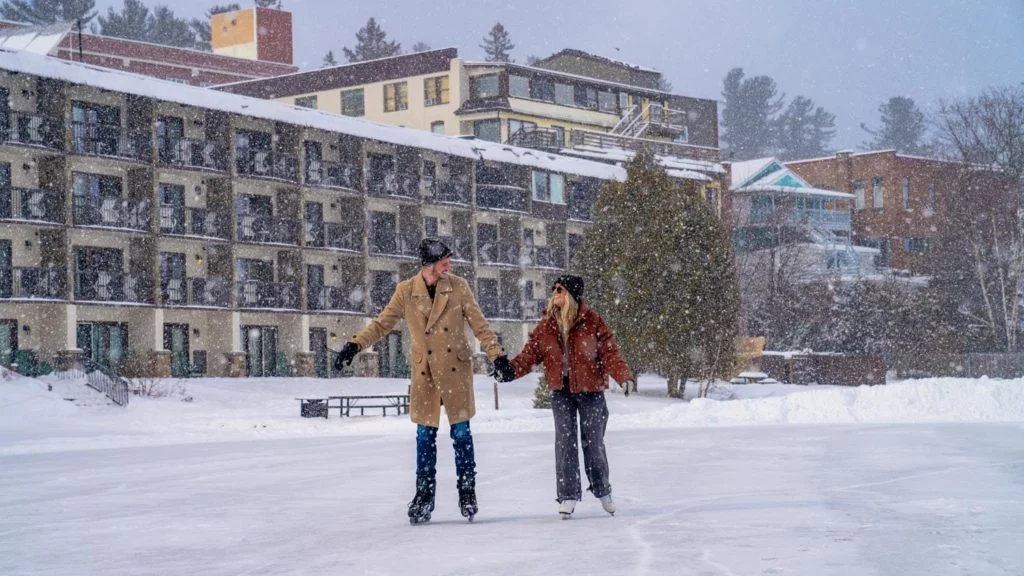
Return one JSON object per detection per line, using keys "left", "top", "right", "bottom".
{"left": 296, "top": 395, "right": 410, "bottom": 418}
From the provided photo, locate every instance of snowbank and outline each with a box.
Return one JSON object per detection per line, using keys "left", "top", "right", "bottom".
{"left": 1, "top": 371, "right": 1022, "bottom": 455}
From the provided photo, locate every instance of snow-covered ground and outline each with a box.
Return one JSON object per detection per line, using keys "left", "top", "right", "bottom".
{"left": 2, "top": 371, "right": 1023, "bottom": 575}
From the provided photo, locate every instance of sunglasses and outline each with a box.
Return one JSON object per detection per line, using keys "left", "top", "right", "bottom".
{"left": 553, "top": 285, "right": 565, "bottom": 294}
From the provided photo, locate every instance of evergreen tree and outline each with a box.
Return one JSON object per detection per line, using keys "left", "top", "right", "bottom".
{"left": 480, "top": 22, "right": 514, "bottom": 62}
{"left": 190, "top": 3, "right": 240, "bottom": 51}
{"left": 721, "top": 67, "right": 785, "bottom": 160}
{"left": 98, "top": 0, "right": 201, "bottom": 49}
{"left": 532, "top": 372, "right": 551, "bottom": 409}
{"left": 773, "top": 95, "right": 836, "bottom": 160}
{"left": 861, "top": 96, "right": 930, "bottom": 154}
{"left": 410, "top": 41, "right": 431, "bottom": 53}
{"left": 0, "top": 0, "right": 96, "bottom": 25}
{"left": 575, "top": 148, "right": 739, "bottom": 398}
{"left": 254, "top": 0, "right": 280, "bottom": 8}
{"left": 95, "top": 0, "right": 148, "bottom": 41}
{"left": 342, "top": 17, "right": 401, "bottom": 63}
{"left": 321, "top": 50, "right": 337, "bottom": 67}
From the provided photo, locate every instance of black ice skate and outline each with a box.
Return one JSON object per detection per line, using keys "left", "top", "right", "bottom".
{"left": 408, "top": 476, "right": 436, "bottom": 525}
{"left": 457, "top": 475, "right": 478, "bottom": 522}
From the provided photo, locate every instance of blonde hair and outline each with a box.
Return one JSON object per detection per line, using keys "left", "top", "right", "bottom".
{"left": 547, "top": 291, "right": 579, "bottom": 343}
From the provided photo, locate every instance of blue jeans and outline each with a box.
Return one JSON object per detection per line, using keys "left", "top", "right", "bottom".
{"left": 416, "top": 421, "right": 476, "bottom": 480}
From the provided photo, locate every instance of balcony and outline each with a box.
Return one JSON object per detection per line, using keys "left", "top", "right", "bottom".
{"left": 2, "top": 267, "right": 67, "bottom": 299}
{"left": 236, "top": 280, "right": 299, "bottom": 309}
{"left": 305, "top": 160, "right": 360, "bottom": 190}
{"left": 569, "top": 129, "right": 719, "bottom": 163}
{"left": 425, "top": 179, "right": 472, "bottom": 205}
{"left": 478, "top": 242, "right": 520, "bottom": 266}
{"left": 161, "top": 277, "right": 230, "bottom": 307}
{"left": 159, "top": 206, "right": 231, "bottom": 240}
{"left": 369, "top": 236, "right": 418, "bottom": 258}
{"left": 237, "top": 214, "right": 299, "bottom": 245}
{"left": 526, "top": 246, "right": 564, "bottom": 269}
{"left": 1, "top": 188, "right": 63, "bottom": 223}
{"left": 368, "top": 170, "right": 420, "bottom": 200}
{"left": 325, "top": 222, "right": 362, "bottom": 252}
{"left": 3, "top": 112, "right": 63, "bottom": 149}
{"left": 236, "top": 150, "right": 299, "bottom": 182}
{"left": 790, "top": 209, "right": 851, "bottom": 227}
{"left": 73, "top": 197, "right": 151, "bottom": 231}
{"left": 477, "top": 184, "right": 528, "bottom": 212}
{"left": 506, "top": 127, "right": 563, "bottom": 152}
{"left": 75, "top": 270, "right": 152, "bottom": 304}
{"left": 71, "top": 121, "right": 152, "bottom": 162}
{"left": 308, "top": 285, "right": 362, "bottom": 312}
{"left": 157, "top": 137, "right": 228, "bottom": 171}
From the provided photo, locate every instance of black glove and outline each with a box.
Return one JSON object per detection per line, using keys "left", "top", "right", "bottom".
{"left": 491, "top": 355, "right": 515, "bottom": 383}
{"left": 334, "top": 342, "right": 360, "bottom": 370}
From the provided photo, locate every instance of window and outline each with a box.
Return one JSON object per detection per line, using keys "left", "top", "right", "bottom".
{"left": 369, "top": 211, "right": 397, "bottom": 253}
{"left": 509, "top": 75, "right": 530, "bottom": 98}
{"left": 705, "top": 187, "right": 719, "bottom": 209}
{"left": 424, "top": 76, "right": 449, "bottom": 106}
{"left": 550, "top": 174, "right": 565, "bottom": 204}
{"left": 531, "top": 77, "right": 554, "bottom": 102}
{"left": 430, "top": 121, "right": 445, "bottom": 135}
{"left": 751, "top": 194, "right": 774, "bottom": 222}
{"left": 551, "top": 125, "right": 565, "bottom": 146}
{"left": 903, "top": 237, "right": 929, "bottom": 254}
{"left": 384, "top": 82, "right": 408, "bottom": 112}
{"left": 294, "top": 95, "right": 317, "bottom": 109}
{"left": 532, "top": 171, "right": 566, "bottom": 204}
{"left": 509, "top": 119, "right": 536, "bottom": 137}
{"left": 927, "top": 183, "right": 936, "bottom": 212}
{"left": 574, "top": 85, "right": 597, "bottom": 109}
{"left": 477, "top": 278, "right": 499, "bottom": 318}
{"left": 554, "top": 83, "right": 574, "bottom": 106}
{"left": 424, "top": 216, "right": 439, "bottom": 238}
{"left": 872, "top": 176, "right": 884, "bottom": 209}
{"left": 471, "top": 74, "right": 500, "bottom": 99}
{"left": 473, "top": 119, "right": 501, "bottom": 142}
{"left": 852, "top": 180, "right": 865, "bottom": 210}
{"left": 901, "top": 176, "right": 910, "bottom": 210}
{"left": 598, "top": 91, "right": 618, "bottom": 113}
{"left": 341, "top": 89, "right": 365, "bottom": 117}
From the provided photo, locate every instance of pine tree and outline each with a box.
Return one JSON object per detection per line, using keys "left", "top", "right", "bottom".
{"left": 575, "top": 148, "right": 739, "bottom": 398}
{"left": 147, "top": 5, "right": 200, "bottom": 48}
{"left": 96, "top": 0, "right": 149, "bottom": 41}
{"left": 721, "top": 67, "right": 785, "bottom": 160}
{"left": 342, "top": 17, "right": 401, "bottom": 63}
{"left": 480, "top": 22, "right": 514, "bottom": 62}
{"left": 410, "top": 41, "right": 431, "bottom": 53}
{"left": 0, "top": 0, "right": 97, "bottom": 25}
{"left": 773, "top": 95, "right": 836, "bottom": 160}
{"left": 254, "top": 0, "right": 281, "bottom": 8}
{"left": 860, "top": 96, "right": 930, "bottom": 155}
{"left": 98, "top": 0, "right": 201, "bottom": 49}
{"left": 190, "top": 3, "right": 240, "bottom": 51}
{"left": 321, "top": 50, "right": 337, "bottom": 67}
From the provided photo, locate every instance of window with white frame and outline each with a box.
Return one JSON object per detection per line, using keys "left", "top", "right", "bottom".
{"left": 901, "top": 176, "right": 910, "bottom": 210}
{"left": 872, "top": 177, "right": 884, "bottom": 209}
{"left": 852, "top": 180, "right": 865, "bottom": 210}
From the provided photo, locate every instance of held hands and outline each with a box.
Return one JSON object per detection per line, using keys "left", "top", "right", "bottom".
{"left": 333, "top": 342, "right": 360, "bottom": 370}
{"left": 490, "top": 355, "right": 516, "bottom": 383}
{"left": 622, "top": 380, "right": 635, "bottom": 397}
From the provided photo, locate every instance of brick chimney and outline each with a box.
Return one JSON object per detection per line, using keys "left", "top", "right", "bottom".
{"left": 211, "top": 6, "right": 293, "bottom": 65}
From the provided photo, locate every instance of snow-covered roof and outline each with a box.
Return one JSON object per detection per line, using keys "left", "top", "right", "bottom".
{"left": 537, "top": 48, "right": 661, "bottom": 74}
{"left": 730, "top": 157, "right": 853, "bottom": 199}
{"left": 560, "top": 144, "right": 724, "bottom": 176}
{"left": 0, "top": 49, "right": 626, "bottom": 182}
{"left": 0, "top": 21, "right": 70, "bottom": 55}
{"left": 463, "top": 60, "right": 679, "bottom": 99}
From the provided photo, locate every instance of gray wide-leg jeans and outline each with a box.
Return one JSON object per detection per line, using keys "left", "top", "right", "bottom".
{"left": 551, "top": 386, "right": 611, "bottom": 502}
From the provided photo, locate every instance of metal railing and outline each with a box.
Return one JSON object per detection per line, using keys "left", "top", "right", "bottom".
{"left": 425, "top": 179, "right": 472, "bottom": 205}
{"left": 308, "top": 285, "right": 363, "bottom": 312}
{"left": 159, "top": 206, "right": 230, "bottom": 239}
{"left": 367, "top": 170, "right": 420, "bottom": 199}
{"left": 305, "top": 159, "right": 361, "bottom": 190}
{"left": 526, "top": 246, "right": 563, "bottom": 269}
{"left": 73, "top": 197, "right": 151, "bottom": 231}
{"left": 236, "top": 150, "right": 300, "bottom": 182}
{"left": 369, "top": 235, "right": 418, "bottom": 257}
{"left": 2, "top": 111, "right": 63, "bottom": 149}
{"left": 7, "top": 267, "right": 67, "bottom": 299}
{"left": 0, "top": 188, "right": 63, "bottom": 223}
{"left": 157, "top": 137, "right": 228, "bottom": 171}
{"left": 236, "top": 280, "right": 299, "bottom": 309}
{"left": 506, "top": 127, "right": 563, "bottom": 151}
{"left": 82, "top": 358, "right": 130, "bottom": 407}
{"left": 477, "top": 242, "right": 520, "bottom": 266}
{"left": 74, "top": 270, "right": 152, "bottom": 303}
{"left": 70, "top": 121, "right": 152, "bottom": 162}
{"left": 569, "top": 129, "right": 719, "bottom": 162}
{"left": 325, "top": 222, "right": 363, "bottom": 252}
{"left": 161, "top": 277, "right": 230, "bottom": 307}
{"left": 237, "top": 214, "right": 299, "bottom": 245}
{"left": 476, "top": 184, "right": 528, "bottom": 212}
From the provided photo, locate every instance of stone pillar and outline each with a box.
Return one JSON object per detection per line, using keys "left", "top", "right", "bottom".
{"left": 293, "top": 352, "right": 315, "bottom": 377}
{"left": 225, "top": 352, "right": 248, "bottom": 377}
{"left": 145, "top": 350, "right": 172, "bottom": 378}
{"left": 353, "top": 351, "right": 379, "bottom": 377}
{"left": 54, "top": 349, "right": 84, "bottom": 372}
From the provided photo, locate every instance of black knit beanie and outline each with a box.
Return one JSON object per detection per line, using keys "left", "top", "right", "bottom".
{"left": 553, "top": 275, "right": 584, "bottom": 303}
{"left": 418, "top": 238, "right": 452, "bottom": 267}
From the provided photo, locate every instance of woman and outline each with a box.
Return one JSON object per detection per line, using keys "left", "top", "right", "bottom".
{"left": 494, "top": 274, "right": 634, "bottom": 518}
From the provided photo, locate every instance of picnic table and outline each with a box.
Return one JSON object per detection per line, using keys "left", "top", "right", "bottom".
{"left": 296, "top": 394, "right": 410, "bottom": 418}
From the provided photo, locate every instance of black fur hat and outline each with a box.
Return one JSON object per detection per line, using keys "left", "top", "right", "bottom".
{"left": 418, "top": 238, "right": 452, "bottom": 266}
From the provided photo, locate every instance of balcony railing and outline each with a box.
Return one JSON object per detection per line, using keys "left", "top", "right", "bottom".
{"left": 161, "top": 277, "right": 230, "bottom": 307}
{"left": 236, "top": 150, "right": 299, "bottom": 182}
{"left": 368, "top": 170, "right": 420, "bottom": 199}
{"left": 477, "top": 184, "right": 528, "bottom": 212}
{"left": 2, "top": 112, "right": 63, "bottom": 149}
{"left": 236, "top": 280, "right": 299, "bottom": 309}
{"left": 526, "top": 246, "right": 564, "bottom": 269}
{"left": 75, "top": 270, "right": 152, "bottom": 303}
{"left": 478, "top": 242, "right": 520, "bottom": 266}
{"left": 506, "top": 127, "right": 563, "bottom": 151}
{"left": 369, "top": 235, "right": 418, "bottom": 257}
{"left": 791, "top": 209, "right": 852, "bottom": 227}
{"left": 159, "top": 206, "right": 230, "bottom": 239}
{"left": 71, "top": 122, "right": 152, "bottom": 162}
{"left": 569, "top": 129, "right": 720, "bottom": 162}
{"left": 425, "top": 179, "right": 472, "bottom": 205}
{"left": 325, "top": 222, "right": 362, "bottom": 252}
{"left": 157, "top": 137, "right": 228, "bottom": 171}
{"left": 237, "top": 214, "right": 299, "bottom": 245}
{"left": 2, "top": 267, "right": 67, "bottom": 299}
{"left": 308, "top": 285, "right": 363, "bottom": 312}
{"left": 73, "top": 197, "right": 151, "bottom": 231}
{"left": 305, "top": 160, "right": 360, "bottom": 190}
{"left": 1, "top": 188, "right": 63, "bottom": 223}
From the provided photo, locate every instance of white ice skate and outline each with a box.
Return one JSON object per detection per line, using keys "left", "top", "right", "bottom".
{"left": 599, "top": 493, "right": 616, "bottom": 515}
{"left": 558, "top": 499, "right": 576, "bottom": 519}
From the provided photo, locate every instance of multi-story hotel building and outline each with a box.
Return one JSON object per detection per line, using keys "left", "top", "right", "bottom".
{"left": 0, "top": 47, "right": 643, "bottom": 379}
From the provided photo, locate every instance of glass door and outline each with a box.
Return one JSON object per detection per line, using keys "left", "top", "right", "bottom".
{"left": 163, "top": 323, "right": 190, "bottom": 377}
{"left": 309, "top": 327, "right": 328, "bottom": 378}
{"left": 0, "top": 163, "right": 10, "bottom": 219}
{"left": 156, "top": 116, "right": 185, "bottom": 164}
{"left": 160, "top": 252, "right": 186, "bottom": 305}
{"left": 242, "top": 325, "right": 279, "bottom": 377}
{"left": 0, "top": 240, "right": 10, "bottom": 298}
{"left": 304, "top": 202, "right": 324, "bottom": 246}
{"left": 0, "top": 319, "right": 16, "bottom": 368}
{"left": 76, "top": 322, "right": 128, "bottom": 368}
{"left": 306, "top": 264, "right": 324, "bottom": 310}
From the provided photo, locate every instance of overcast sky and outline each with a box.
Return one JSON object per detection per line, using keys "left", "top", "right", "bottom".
{"left": 98, "top": 0, "right": 1024, "bottom": 150}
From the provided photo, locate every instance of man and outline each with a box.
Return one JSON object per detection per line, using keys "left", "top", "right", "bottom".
{"left": 334, "top": 238, "right": 514, "bottom": 524}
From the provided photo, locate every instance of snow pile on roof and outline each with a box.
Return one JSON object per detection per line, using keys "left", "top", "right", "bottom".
{"left": 0, "top": 21, "right": 70, "bottom": 55}
{"left": 0, "top": 49, "right": 625, "bottom": 182}
{"left": 730, "top": 157, "right": 854, "bottom": 199}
